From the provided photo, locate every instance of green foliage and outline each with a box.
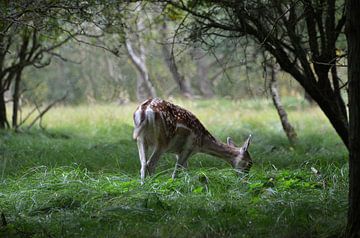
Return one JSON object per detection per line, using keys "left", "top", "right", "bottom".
{"left": 0, "top": 98, "right": 347, "bottom": 237}
{"left": 163, "top": 4, "right": 185, "bottom": 21}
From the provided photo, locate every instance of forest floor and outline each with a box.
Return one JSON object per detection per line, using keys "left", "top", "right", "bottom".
{"left": 0, "top": 98, "right": 348, "bottom": 237}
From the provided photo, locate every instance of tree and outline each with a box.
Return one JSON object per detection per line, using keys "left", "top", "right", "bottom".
{"left": 266, "top": 61, "right": 297, "bottom": 144}
{"left": 124, "top": 3, "right": 157, "bottom": 101}
{"left": 167, "top": 0, "right": 348, "bottom": 148}
{"left": 0, "top": 0, "right": 110, "bottom": 129}
{"left": 160, "top": 20, "right": 193, "bottom": 98}
{"left": 0, "top": 24, "right": 70, "bottom": 129}
{"left": 345, "top": 0, "right": 360, "bottom": 236}
{"left": 165, "top": 0, "right": 358, "bottom": 235}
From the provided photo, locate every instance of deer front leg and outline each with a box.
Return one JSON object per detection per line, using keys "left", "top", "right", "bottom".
{"left": 172, "top": 151, "right": 191, "bottom": 179}
{"left": 137, "top": 138, "right": 147, "bottom": 184}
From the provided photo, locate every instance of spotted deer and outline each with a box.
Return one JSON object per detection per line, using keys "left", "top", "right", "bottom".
{"left": 133, "top": 98, "right": 252, "bottom": 183}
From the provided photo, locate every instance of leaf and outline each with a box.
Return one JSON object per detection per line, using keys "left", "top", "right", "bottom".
{"left": 193, "top": 186, "right": 204, "bottom": 194}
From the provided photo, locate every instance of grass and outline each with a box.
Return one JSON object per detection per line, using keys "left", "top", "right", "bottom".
{"left": 0, "top": 97, "right": 348, "bottom": 237}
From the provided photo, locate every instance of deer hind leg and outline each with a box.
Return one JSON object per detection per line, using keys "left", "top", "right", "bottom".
{"left": 146, "top": 147, "right": 162, "bottom": 175}
{"left": 137, "top": 137, "right": 148, "bottom": 184}
{"left": 172, "top": 151, "right": 191, "bottom": 179}
{"left": 146, "top": 111, "right": 166, "bottom": 176}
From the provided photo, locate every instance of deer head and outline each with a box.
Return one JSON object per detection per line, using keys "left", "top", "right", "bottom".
{"left": 226, "top": 135, "right": 253, "bottom": 173}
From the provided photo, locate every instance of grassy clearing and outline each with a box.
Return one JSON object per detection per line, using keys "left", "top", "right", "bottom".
{"left": 0, "top": 98, "right": 348, "bottom": 237}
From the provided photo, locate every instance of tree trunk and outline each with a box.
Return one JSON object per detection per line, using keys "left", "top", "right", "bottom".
{"left": 125, "top": 39, "right": 157, "bottom": 101}
{"left": 268, "top": 63, "right": 297, "bottom": 144}
{"left": 12, "top": 72, "right": 21, "bottom": 129}
{"left": 78, "top": 48, "right": 97, "bottom": 103}
{"left": 193, "top": 48, "right": 214, "bottom": 98}
{"left": 124, "top": 6, "right": 156, "bottom": 102}
{"left": 0, "top": 89, "right": 9, "bottom": 129}
{"left": 160, "top": 21, "right": 193, "bottom": 98}
{"left": 259, "top": 10, "right": 350, "bottom": 149}
{"left": 270, "top": 46, "right": 349, "bottom": 149}
{"left": 303, "top": 77, "right": 349, "bottom": 149}
{"left": 346, "top": 0, "right": 360, "bottom": 236}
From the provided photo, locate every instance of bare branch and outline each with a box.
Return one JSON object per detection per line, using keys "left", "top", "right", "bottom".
{"left": 27, "top": 92, "right": 68, "bottom": 130}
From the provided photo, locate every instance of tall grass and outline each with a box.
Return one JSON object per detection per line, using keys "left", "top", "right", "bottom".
{"left": 0, "top": 98, "right": 348, "bottom": 237}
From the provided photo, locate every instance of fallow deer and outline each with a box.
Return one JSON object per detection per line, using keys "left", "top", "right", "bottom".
{"left": 133, "top": 98, "right": 252, "bottom": 183}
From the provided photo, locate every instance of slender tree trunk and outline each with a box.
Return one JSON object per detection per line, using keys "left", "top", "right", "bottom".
{"left": 0, "top": 88, "right": 9, "bottom": 129}
{"left": 10, "top": 32, "right": 29, "bottom": 129}
{"left": 105, "top": 55, "right": 122, "bottom": 101}
{"left": 125, "top": 24, "right": 156, "bottom": 100}
{"left": 198, "top": 66, "right": 214, "bottom": 98}
{"left": 12, "top": 72, "right": 21, "bottom": 129}
{"left": 78, "top": 49, "right": 97, "bottom": 103}
{"left": 346, "top": 0, "right": 360, "bottom": 236}
{"left": 268, "top": 64, "right": 297, "bottom": 144}
{"left": 160, "top": 21, "right": 193, "bottom": 98}
{"left": 193, "top": 48, "right": 214, "bottom": 98}
{"left": 124, "top": 3, "right": 156, "bottom": 102}
{"left": 125, "top": 39, "right": 156, "bottom": 101}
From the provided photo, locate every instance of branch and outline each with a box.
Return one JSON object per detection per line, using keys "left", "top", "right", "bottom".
{"left": 260, "top": 0, "right": 301, "bottom": 46}
{"left": 27, "top": 93, "right": 68, "bottom": 130}
{"left": 167, "top": 1, "right": 240, "bottom": 32}
{"left": 57, "top": 26, "right": 118, "bottom": 55}
{"left": 209, "top": 63, "right": 246, "bottom": 82}
{"left": 17, "top": 107, "right": 37, "bottom": 128}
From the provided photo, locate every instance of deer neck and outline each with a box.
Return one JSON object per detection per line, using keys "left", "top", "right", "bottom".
{"left": 200, "top": 135, "right": 239, "bottom": 166}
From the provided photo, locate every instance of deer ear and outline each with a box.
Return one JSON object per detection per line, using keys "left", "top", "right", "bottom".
{"left": 227, "top": 137, "right": 237, "bottom": 147}
{"left": 242, "top": 134, "right": 252, "bottom": 151}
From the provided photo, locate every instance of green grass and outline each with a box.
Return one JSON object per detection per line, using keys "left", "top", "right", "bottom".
{"left": 0, "top": 98, "right": 348, "bottom": 237}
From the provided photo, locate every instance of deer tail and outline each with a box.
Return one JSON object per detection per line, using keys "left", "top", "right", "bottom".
{"left": 133, "top": 108, "right": 147, "bottom": 140}
{"left": 133, "top": 123, "right": 146, "bottom": 140}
